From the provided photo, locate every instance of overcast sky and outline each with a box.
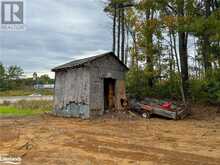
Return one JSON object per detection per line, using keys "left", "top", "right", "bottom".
{"left": 0, "top": 0, "right": 112, "bottom": 78}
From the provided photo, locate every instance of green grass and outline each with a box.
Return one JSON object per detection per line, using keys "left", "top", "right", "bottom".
{"left": 0, "top": 100, "right": 53, "bottom": 117}
{"left": 0, "top": 106, "right": 50, "bottom": 116}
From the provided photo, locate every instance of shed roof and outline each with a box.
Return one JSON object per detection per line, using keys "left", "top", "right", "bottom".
{"left": 52, "top": 52, "right": 129, "bottom": 72}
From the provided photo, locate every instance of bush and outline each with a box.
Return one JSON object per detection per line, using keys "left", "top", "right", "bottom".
{"left": 1, "top": 101, "right": 11, "bottom": 106}
{"left": 190, "top": 79, "right": 209, "bottom": 103}
{"left": 14, "top": 100, "right": 53, "bottom": 111}
{"left": 126, "top": 67, "right": 220, "bottom": 105}
{"left": 126, "top": 67, "right": 153, "bottom": 99}
{"left": 154, "top": 79, "right": 181, "bottom": 100}
{"left": 189, "top": 69, "right": 220, "bottom": 105}
{"left": 126, "top": 67, "right": 181, "bottom": 100}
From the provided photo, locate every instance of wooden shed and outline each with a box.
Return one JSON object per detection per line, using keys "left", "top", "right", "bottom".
{"left": 52, "top": 52, "right": 129, "bottom": 119}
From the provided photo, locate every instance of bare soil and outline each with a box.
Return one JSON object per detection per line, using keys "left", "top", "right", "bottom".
{"left": 0, "top": 105, "right": 220, "bottom": 165}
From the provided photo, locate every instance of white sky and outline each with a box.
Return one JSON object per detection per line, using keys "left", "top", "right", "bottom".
{"left": 0, "top": 0, "right": 112, "bottom": 78}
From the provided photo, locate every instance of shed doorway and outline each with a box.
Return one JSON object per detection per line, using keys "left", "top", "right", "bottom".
{"left": 104, "top": 78, "right": 116, "bottom": 112}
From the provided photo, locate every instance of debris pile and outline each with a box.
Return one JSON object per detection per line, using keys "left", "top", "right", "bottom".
{"left": 129, "top": 98, "right": 189, "bottom": 120}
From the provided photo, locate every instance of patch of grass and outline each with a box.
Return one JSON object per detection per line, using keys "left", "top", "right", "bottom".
{"left": 0, "top": 106, "right": 49, "bottom": 116}
{"left": 0, "top": 100, "right": 53, "bottom": 117}
{"left": 0, "top": 89, "right": 54, "bottom": 96}
{"left": 14, "top": 100, "right": 53, "bottom": 111}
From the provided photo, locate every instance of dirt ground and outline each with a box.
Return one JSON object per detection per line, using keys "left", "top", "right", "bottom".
{"left": 0, "top": 105, "right": 220, "bottom": 165}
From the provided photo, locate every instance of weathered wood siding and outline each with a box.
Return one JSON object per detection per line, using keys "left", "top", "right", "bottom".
{"left": 53, "top": 54, "right": 128, "bottom": 118}
{"left": 115, "top": 80, "right": 127, "bottom": 110}
{"left": 54, "top": 67, "right": 90, "bottom": 118}
{"left": 89, "top": 55, "right": 127, "bottom": 116}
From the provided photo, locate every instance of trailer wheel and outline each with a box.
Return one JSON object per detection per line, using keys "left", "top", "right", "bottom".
{"left": 142, "top": 112, "right": 150, "bottom": 119}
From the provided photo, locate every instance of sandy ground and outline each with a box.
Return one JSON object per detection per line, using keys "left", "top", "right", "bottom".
{"left": 0, "top": 105, "right": 220, "bottom": 165}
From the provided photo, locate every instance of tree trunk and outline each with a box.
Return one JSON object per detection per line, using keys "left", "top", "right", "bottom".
{"left": 145, "top": 10, "right": 154, "bottom": 88}
{"left": 146, "top": 33, "right": 154, "bottom": 88}
{"left": 125, "top": 26, "right": 129, "bottom": 65}
{"left": 171, "top": 30, "right": 186, "bottom": 104}
{"left": 179, "top": 32, "right": 189, "bottom": 99}
{"left": 168, "top": 30, "right": 175, "bottom": 77}
{"left": 177, "top": 0, "right": 189, "bottom": 100}
{"left": 132, "top": 32, "right": 138, "bottom": 67}
{"left": 121, "top": 8, "right": 125, "bottom": 63}
{"left": 214, "top": 0, "right": 219, "bottom": 8}
{"left": 203, "top": 0, "right": 212, "bottom": 74}
{"left": 202, "top": 36, "right": 212, "bottom": 73}
{"left": 117, "top": 9, "right": 121, "bottom": 58}
{"left": 112, "top": 6, "right": 116, "bottom": 53}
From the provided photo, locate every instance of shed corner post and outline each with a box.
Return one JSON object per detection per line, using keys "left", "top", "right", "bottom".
{"left": 115, "top": 79, "right": 127, "bottom": 111}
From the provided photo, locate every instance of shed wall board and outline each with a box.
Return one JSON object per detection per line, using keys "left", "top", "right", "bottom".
{"left": 89, "top": 67, "right": 104, "bottom": 116}
{"left": 89, "top": 55, "right": 127, "bottom": 79}
{"left": 54, "top": 67, "right": 90, "bottom": 118}
{"left": 53, "top": 54, "right": 128, "bottom": 118}
{"left": 115, "top": 80, "right": 127, "bottom": 110}
{"left": 88, "top": 55, "right": 127, "bottom": 116}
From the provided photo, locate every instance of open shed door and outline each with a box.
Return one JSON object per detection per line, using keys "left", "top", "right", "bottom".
{"left": 104, "top": 78, "right": 116, "bottom": 111}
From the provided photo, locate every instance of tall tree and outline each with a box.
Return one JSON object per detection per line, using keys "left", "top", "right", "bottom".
{"left": 136, "top": 0, "right": 162, "bottom": 88}
{"left": 121, "top": 7, "right": 125, "bottom": 63}
{"left": 177, "top": 0, "right": 189, "bottom": 99}
{"left": 117, "top": 8, "right": 121, "bottom": 58}
{"left": 202, "top": 0, "right": 212, "bottom": 74}
{"left": 0, "top": 63, "right": 6, "bottom": 90}
{"left": 126, "top": 7, "right": 139, "bottom": 67}
{"left": 7, "top": 65, "right": 24, "bottom": 80}
{"left": 104, "top": 0, "right": 135, "bottom": 62}
{"left": 0, "top": 63, "right": 5, "bottom": 80}
{"left": 113, "top": 4, "right": 117, "bottom": 53}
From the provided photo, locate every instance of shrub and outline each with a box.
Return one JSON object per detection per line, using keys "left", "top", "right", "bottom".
{"left": 126, "top": 67, "right": 181, "bottom": 100}
{"left": 126, "top": 67, "right": 153, "bottom": 99}
{"left": 126, "top": 67, "right": 220, "bottom": 105}
{"left": 14, "top": 100, "right": 53, "bottom": 111}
